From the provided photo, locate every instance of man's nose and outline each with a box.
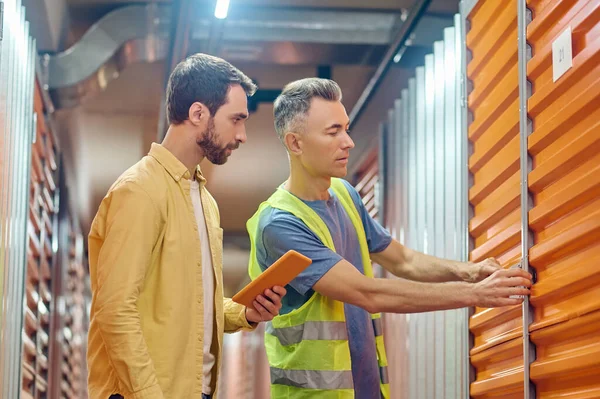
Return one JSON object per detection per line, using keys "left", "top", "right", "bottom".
{"left": 237, "top": 127, "right": 247, "bottom": 144}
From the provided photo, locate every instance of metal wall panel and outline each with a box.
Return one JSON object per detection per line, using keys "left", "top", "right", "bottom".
{"left": 525, "top": 0, "right": 600, "bottom": 396}
{"left": 380, "top": 101, "right": 408, "bottom": 398}
{"left": 464, "top": 0, "right": 525, "bottom": 397}
{"left": 376, "top": 16, "right": 468, "bottom": 399}
{"left": 0, "top": 0, "right": 36, "bottom": 396}
{"left": 444, "top": 21, "right": 464, "bottom": 399}
{"left": 407, "top": 78, "right": 417, "bottom": 258}
{"left": 218, "top": 325, "right": 271, "bottom": 399}
{"left": 415, "top": 66, "right": 426, "bottom": 254}
{"left": 355, "top": 149, "right": 380, "bottom": 220}
{"left": 386, "top": 108, "right": 396, "bottom": 240}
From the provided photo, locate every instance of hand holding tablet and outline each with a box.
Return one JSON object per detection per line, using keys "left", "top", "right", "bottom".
{"left": 233, "top": 250, "right": 312, "bottom": 308}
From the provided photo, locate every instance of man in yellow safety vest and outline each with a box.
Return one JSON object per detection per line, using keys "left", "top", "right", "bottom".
{"left": 246, "top": 77, "right": 532, "bottom": 398}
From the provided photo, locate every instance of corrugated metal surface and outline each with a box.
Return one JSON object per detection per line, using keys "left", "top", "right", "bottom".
{"left": 22, "top": 81, "right": 58, "bottom": 399}
{"left": 0, "top": 0, "right": 36, "bottom": 396}
{"left": 377, "top": 15, "right": 469, "bottom": 399}
{"left": 354, "top": 147, "right": 380, "bottom": 220}
{"left": 218, "top": 326, "right": 270, "bottom": 399}
{"left": 465, "top": 0, "right": 525, "bottom": 397}
{"left": 53, "top": 207, "right": 91, "bottom": 398}
{"left": 526, "top": 0, "right": 600, "bottom": 396}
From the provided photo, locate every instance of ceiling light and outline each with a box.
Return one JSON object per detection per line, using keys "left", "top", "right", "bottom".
{"left": 215, "top": 0, "right": 230, "bottom": 19}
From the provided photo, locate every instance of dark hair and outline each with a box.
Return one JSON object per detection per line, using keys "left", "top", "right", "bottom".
{"left": 166, "top": 53, "right": 257, "bottom": 125}
{"left": 273, "top": 78, "right": 342, "bottom": 142}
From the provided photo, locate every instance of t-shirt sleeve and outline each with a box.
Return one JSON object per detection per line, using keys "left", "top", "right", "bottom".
{"left": 258, "top": 212, "right": 343, "bottom": 296}
{"left": 341, "top": 179, "right": 393, "bottom": 253}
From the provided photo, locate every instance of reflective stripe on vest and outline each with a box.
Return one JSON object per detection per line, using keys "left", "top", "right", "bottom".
{"left": 266, "top": 321, "right": 348, "bottom": 346}
{"left": 380, "top": 366, "right": 389, "bottom": 385}
{"left": 271, "top": 368, "right": 354, "bottom": 390}
{"left": 373, "top": 318, "right": 383, "bottom": 337}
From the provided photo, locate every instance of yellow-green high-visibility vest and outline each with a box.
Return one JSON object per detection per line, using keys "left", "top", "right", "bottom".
{"left": 247, "top": 178, "right": 390, "bottom": 399}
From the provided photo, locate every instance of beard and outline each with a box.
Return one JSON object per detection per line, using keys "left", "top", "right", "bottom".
{"left": 197, "top": 118, "right": 239, "bottom": 165}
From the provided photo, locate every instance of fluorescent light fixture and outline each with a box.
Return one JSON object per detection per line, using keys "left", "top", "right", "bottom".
{"left": 214, "top": 0, "right": 230, "bottom": 19}
{"left": 393, "top": 47, "right": 407, "bottom": 63}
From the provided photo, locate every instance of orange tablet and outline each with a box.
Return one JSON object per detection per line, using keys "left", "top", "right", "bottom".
{"left": 232, "top": 250, "right": 312, "bottom": 308}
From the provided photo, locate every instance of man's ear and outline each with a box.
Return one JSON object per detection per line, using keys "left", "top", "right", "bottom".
{"left": 188, "top": 102, "right": 208, "bottom": 126}
{"left": 285, "top": 132, "right": 302, "bottom": 155}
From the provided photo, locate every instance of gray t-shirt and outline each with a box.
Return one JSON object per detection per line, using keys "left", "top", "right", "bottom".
{"left": 254, "top": 180, "right": 392, "bottom": 398}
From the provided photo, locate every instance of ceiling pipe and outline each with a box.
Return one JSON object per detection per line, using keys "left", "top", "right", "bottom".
{"left": 348, "top": 0, "right": 432, "bottom": 128}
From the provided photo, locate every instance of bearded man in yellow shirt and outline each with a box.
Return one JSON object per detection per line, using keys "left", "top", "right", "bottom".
{"left": 86, "top": 53, "right": 286, "bottom": 399}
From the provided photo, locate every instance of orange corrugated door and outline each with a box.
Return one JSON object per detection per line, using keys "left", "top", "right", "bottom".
{"left": 526, "top": 0, "right": 600, "bottom": 396}
{"left": 466, "top": 1, "right": 524, "bottom": 397}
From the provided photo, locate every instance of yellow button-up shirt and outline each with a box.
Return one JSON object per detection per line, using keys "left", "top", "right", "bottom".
{"left": 87, "top": 143, "right": 253, "bottom": 399}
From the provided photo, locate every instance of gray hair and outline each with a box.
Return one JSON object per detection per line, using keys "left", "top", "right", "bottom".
{"left": 273, "top": 78, "right": 342, "bottom": 142}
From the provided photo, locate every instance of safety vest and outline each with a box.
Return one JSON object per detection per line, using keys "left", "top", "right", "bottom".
{"left": 247, "top": 178, "right": 390, "bottom": 399}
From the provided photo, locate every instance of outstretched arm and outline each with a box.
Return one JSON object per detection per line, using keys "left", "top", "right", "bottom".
{"left": 313, "top": 258, "right": 531, "bottom": 314}
{"left": 371, "top": 240, "right": 501, "bottom": 283}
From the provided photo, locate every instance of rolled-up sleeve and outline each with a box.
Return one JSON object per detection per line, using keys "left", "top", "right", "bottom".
{"left": 223, "top": 298, "right": 256, "bottom": 333}
{"left": 92, "top": 181, "right": 164, "bottom": 398}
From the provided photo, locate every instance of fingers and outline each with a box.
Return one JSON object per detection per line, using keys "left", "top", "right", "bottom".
{"left": 498, "top": 276, "right": 532, "bottom": 288}
{"left": 252, "top": 299, "right": 274, "bottom": 320}
{"left": 476, "top": 265, "right": 534, "bottom": 308}
{"left": 494, "top": 268, "right": 532, "bottom": 280}
{"left": 494, "top": 286, "right": 530, "bottom": 303}
{"left": 272, "top": 286, "right": 287, "bottom": 297}
{"left": 247, "top": 286, "right": 287, "bottom": 323}
{"left": 480, "top": 265, "right": 500, "bottom": 279}
{"left": 485, "top": 257, "right": 501, "bottom": 267}
{"left": 493, "top": 297, "right": 524, "bottom": 307}
{"left": 485, "top": 290, "right": 528, "bottom": 308}
{"left": 483, "top": 264, "right": 501, "bottom": 274}
{"left": 496, "top": 277, "right": 532, "bottom": 296}
{"left": 256, "top": 294, "right": 279, "bottom": 315}
{"left": 483, "top": 258, "right": 502, "bottom": 270}
{"left": 508, "top": 286, "right": 531, "bottom": 296}
{"left": 264, "top": 288, "right": 284, "bottom": 308}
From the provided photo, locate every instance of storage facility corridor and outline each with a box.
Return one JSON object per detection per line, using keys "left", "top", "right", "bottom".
{"left": 1, "top": 0, "right": 599, "bottom": 397}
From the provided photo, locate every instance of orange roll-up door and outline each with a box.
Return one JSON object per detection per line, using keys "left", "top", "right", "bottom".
{"left": 526, "top": 0, "right": 600, "bottom": 396}
{"left": 466, "top": 1, "right": 524, "bottom": 397}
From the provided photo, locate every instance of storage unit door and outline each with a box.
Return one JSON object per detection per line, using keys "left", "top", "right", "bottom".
{"left": 466, "top": 1, "right": 524, "bottom": 397}
{"left": 526, "top": 0, "right": 600, "bottom": 396}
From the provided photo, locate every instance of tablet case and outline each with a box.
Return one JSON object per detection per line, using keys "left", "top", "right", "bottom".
{"left": 232, "top": 250, "right": 312, "bottom": 308}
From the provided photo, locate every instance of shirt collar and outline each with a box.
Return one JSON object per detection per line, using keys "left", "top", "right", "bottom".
{"left": 148, "top": 143, "right": 207, "bottom": 184}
